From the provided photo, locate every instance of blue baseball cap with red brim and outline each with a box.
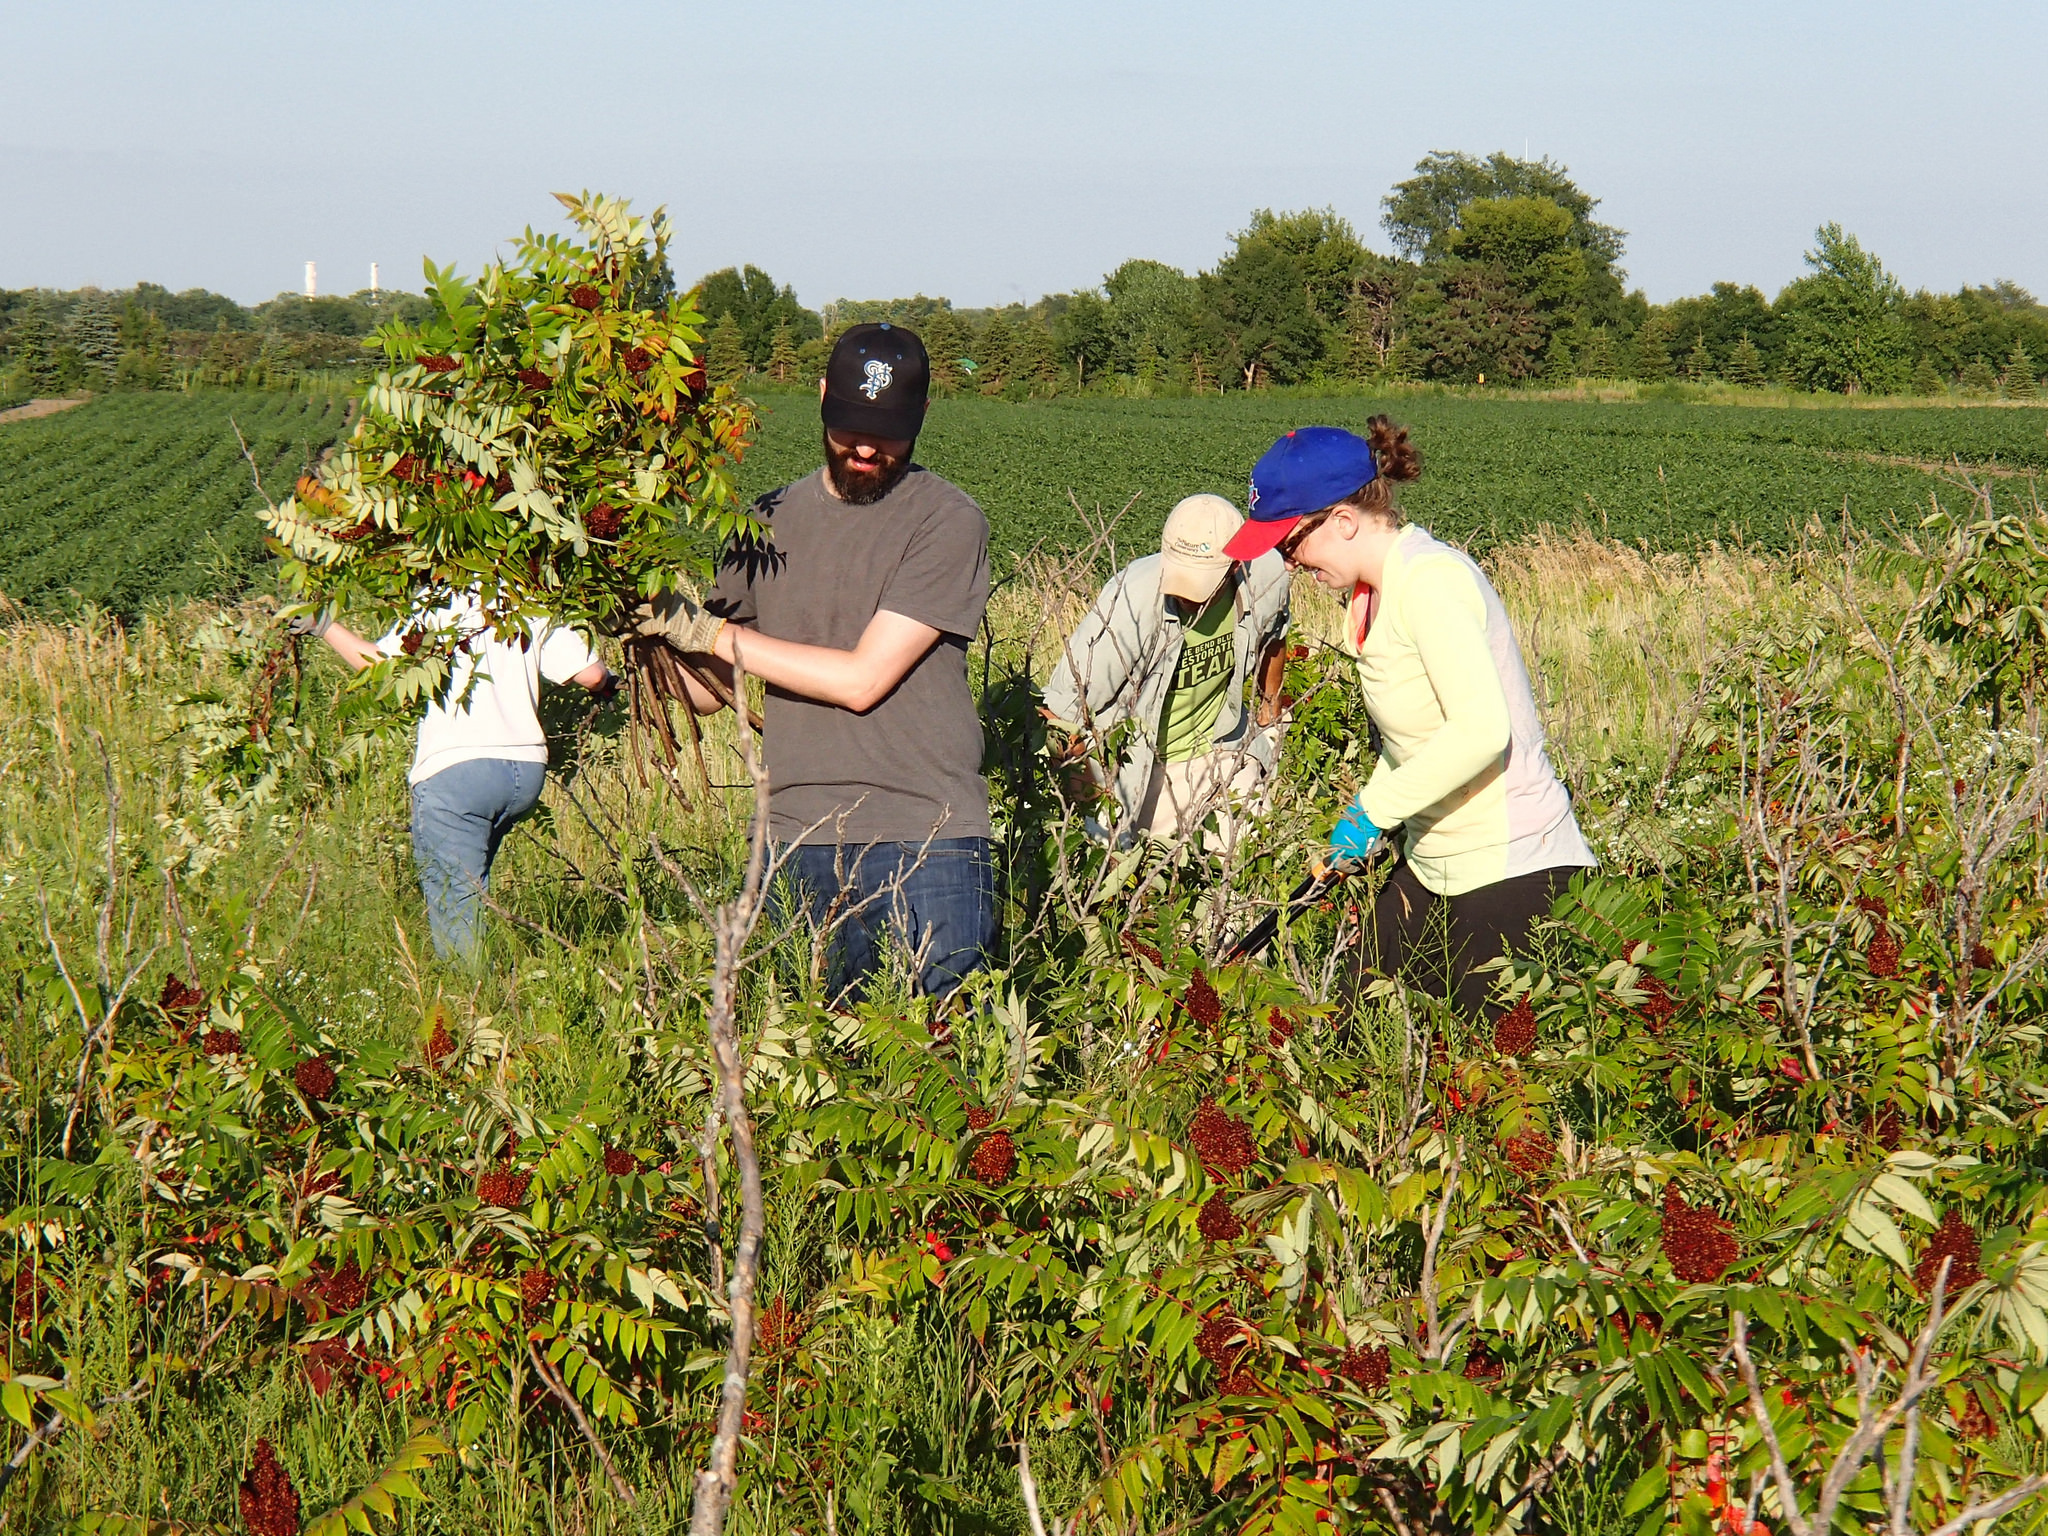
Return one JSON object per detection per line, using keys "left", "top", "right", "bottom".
{"left": 1221, "top": 426, "right": 1379, "bottom": 561}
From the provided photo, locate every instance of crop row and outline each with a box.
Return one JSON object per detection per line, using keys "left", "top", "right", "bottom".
{"left": 4, "top": 391, "right": 2043, "bottom": 614}
{"left": 0, "top": 392, "right": 351, "bottom": 614}
{"left": 739, "top": 391, "right": 2048, "bottom": 559}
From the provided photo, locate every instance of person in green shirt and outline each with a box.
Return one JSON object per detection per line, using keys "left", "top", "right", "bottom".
{"left": 1042, "top": 494, "right": 1292, "bottom": 848}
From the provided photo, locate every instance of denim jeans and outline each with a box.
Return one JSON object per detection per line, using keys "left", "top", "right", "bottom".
{"left": 778, "top": 838, "right": 996, "bottom": 1004}
{"left": 409, "top": 757, "right": 546, "bottom": 963}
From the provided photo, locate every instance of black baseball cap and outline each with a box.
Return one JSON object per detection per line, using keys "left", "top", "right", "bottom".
{"left": 823, "top": 323, "right": 929, "bottom": 441}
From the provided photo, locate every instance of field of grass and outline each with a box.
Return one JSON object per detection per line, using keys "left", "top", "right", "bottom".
{"left": 0, "top": 391, "right": 350, "bottom": 614}
{"left": 2, "top": 387, "right": 2043, "bottom": 615}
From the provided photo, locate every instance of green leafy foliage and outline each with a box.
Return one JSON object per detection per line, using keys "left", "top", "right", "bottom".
{"left": 9, "top": 960, "right": 711, "bottom": 1463}
{"left": 1778, "top": 224, "right": 1916, "bottom": 395}
{"left": 15, "top": 510, "right": 2048, "bottom": 1532}
{"left": 260, "top": 191, "right": 758, "bottom": 699}
{"left": 1901, "top": 485, "right": 2048, "bottom": 717}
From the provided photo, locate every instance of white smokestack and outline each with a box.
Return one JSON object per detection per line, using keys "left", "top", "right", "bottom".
{"left": 370, "top": 262, "right": 380, "bottom": 294}
{"left": 305, "top": 261, "right": 318, "bottom": 298}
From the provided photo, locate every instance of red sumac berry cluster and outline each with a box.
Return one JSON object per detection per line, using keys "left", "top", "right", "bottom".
{"left": 1266, "top": 1007, "right": 1297, "bottom": 1047}
{"left": 1189, "top": 1098, "right": 1254, "bottom": 1178}
{"left": 1196, "top": 1312, "right": 1243, "bottom": 1370}
{"left": 1636, "top": 975, "right": 1676, "bottom": 1032}
{"left": 1493, "top": 995, "right": 1536, "bottom": 1057}
{"left": 239, "top": 1439, "right": 301, "bottom": 1536}
{"left": 317, "top": 1257, "right": 366, "bottom": 1312}
{"left": 1660, "top": 1182, "right": 1738, "bottom": 1284}
{"left": 476, "top": 1169, "right": 532, "bottom": 1208}
{"left": 757, "top": 1293, "right": 806, "bottom": 1354}
{"left": 426, "top": 1019, "right": 456, "bottom": 1069}
{"left": 1501, "top": 1127, "right": 1555, "bottom": 1175}
{"left": 1340, "top": 1343, "right": 1390, "bottom": 1390}
{"left": 159, "top": 974, "right": 208, "bottom": 1028}
{"left": 1917, "top": 1212, "right": 1983, "bottom": 1293}
{"left": 521, "top": 1265, "right": 554, "bottom": 1316}
{"left": 603, "top": 1146, "right": 640, "bottom": 1176}
{"left": 968, "top": 1130, "right": 1017, "bottom": 1185}
{"left": 1462, "top": 1345, "right": 1503, "bottom": 1381}
{"left": 1197, "top": 1192, "right": 1243, "bottom": 1243}
{"left": 294, "top": 1054, "right": 337, "bottom": 1102}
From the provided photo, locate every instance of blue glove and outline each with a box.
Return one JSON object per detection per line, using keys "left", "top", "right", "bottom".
{"left": 1327, "top": 802, "right": 1381, "bottom": 866}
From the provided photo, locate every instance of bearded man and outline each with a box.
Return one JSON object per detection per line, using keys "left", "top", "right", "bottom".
{"left": 637, "top": 323, "right": 994, "bottom": 1004}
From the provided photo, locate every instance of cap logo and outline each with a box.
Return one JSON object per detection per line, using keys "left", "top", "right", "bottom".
{"left": 1247, "top": 481, "right": 1260, "bottom": 511}
{"left": 859, "top": 360, "right": 893, "bottom": 400}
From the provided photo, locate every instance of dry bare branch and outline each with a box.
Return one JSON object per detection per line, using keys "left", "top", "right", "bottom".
{"left": 528, "top": 1338, "right": 636, "bottom": 1506}
{"left": 1728, "top": 1264, "right": 2047, "bottom": 1536}
{"left": 1017, "top": 1436, "right": 1051, "bottom": 1536}
{"left": 1420, "top": 1143, "right": 1465, "bottom": 1359}
{"left": 687, "top": 638, "right": 776, "bottom": 1536}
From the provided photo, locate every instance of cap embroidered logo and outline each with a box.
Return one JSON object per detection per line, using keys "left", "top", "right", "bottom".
{"left": 860, "top": 360, "right": 893, "bottom": 400}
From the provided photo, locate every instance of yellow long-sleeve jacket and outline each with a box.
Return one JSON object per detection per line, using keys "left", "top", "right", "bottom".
{"left": 1345, "top": 525, "right": 1595, "bottom": 896}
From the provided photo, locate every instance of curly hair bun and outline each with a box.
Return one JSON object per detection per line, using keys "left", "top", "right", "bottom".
{"left": 1366, "top": 415, "right": 1421, "bottom": 483}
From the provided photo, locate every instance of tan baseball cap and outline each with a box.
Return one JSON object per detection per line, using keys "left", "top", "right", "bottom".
{"left": 1158, "top": 493, "right": 1244, "bottom": 603}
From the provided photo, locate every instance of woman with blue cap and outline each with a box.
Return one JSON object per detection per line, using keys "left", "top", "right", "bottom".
{"left": 1221, "top": 416, "right": 1594, "bottom": 1019}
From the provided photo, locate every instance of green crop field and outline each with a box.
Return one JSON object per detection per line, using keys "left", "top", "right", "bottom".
{"left": 0, "top": 392, "right": 351, "bottom": 614}
{"left": 738, "top": 389, "right": 2048, "bottom": 559}
{"left": 3, "top": 388, "right": 2044, "bottom": 614}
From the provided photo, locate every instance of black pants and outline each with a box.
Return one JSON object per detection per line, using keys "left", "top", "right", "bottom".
{"left": 1346, "top": 861, "right": 1573, "bottom": 1021}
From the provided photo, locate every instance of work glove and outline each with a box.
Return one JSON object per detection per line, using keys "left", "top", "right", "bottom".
{"left": 285, "top": 604, "right": 334, "bottom": 640}
{"left": 1325, "top": 801, "right": 1382, "bottom": 868}
{"left": 632, "top": 590, "right": 725, "bottom": 656}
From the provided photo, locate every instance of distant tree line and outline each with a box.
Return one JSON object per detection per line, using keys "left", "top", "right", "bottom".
{"left": 9, "top": 155, "right": 2045, "bottom": 405}
{"left": 691, "top": 151, "right": 2048, "bottom": 402}
{"left": 0, "top": 285, "right": 432, "bottom": 400}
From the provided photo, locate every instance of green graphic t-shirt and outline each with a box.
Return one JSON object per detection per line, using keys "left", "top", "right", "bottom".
{"left": 1158, "top": 588, "right": 1236, "bottom": 763}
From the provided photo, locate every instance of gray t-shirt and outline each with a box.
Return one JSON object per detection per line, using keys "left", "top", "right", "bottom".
{"left": 706, "top": 465, "right": 992, "bottom": 845}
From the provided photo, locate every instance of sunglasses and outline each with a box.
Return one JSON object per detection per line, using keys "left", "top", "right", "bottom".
{"left": 1276, "top": 513, "right": 1328, "bottom": 563}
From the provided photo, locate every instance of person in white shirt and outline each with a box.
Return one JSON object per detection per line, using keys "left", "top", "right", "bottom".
{"left": 292, "top": 592, "right": 613, "bottom": 963}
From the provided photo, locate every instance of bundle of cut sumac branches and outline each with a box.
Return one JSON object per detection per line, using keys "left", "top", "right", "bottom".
{"left": 260, "top": 190, "right": 758, "bottom": 758}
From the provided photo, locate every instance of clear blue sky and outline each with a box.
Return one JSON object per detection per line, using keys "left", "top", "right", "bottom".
{"left": 3, "top": 0, "right": 2043, "bottom": 308}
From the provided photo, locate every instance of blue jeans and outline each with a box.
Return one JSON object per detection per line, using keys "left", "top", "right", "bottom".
{"left": 409, "top": 758, "right": 546, "bottom": 963}
{"left": 779, "top": 838, "right": 996, "bottom": 1004}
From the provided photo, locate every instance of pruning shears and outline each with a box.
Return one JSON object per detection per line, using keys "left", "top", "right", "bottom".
{"left": 1223, "top": 845, "right": 1391, "bottom": 964}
